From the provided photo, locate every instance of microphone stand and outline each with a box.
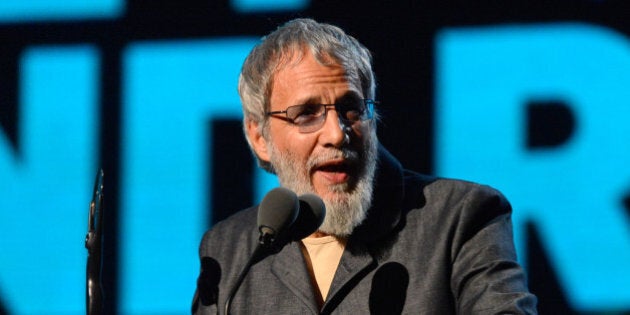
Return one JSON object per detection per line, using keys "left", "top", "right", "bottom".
{"left": 222, "top": 187, "right": 311, "bottom": 315}
{"left": 224, "top": 232, "right": 275, "bottom": 315}
{"left": 85, "top": 169, "right": 104, "bottom": 315}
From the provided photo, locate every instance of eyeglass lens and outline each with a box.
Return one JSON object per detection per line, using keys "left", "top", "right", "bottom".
{"left": 288, "top": 100, "right": 373, "bottom": 133}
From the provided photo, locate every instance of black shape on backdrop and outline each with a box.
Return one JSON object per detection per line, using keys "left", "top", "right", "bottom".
{"left": 0, "top": 294, "right": 7, "bottom": 315}
{"left": 526, "top": 100, "right": 576, "bottom": 149}
{"left": 526, "top": 221, "right": 576, "bottom": 314}
{"left": 211, "top": 119, "right": 254, "bottom": 225}
{"left": 99, "top": 42, "right": 122, "bottom": 315}
{"left": 0, "top": 49, "right": 19, "bottom": 151}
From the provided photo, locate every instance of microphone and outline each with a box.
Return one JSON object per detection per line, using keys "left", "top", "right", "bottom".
{"left": 287, "top": 193, "right": 326, "bottom": 241}
{"left": 257, "top": 187, "right": 300, "bottom": 246}
{"left": 224, "top": 187, "right": 299, "bottom": 315}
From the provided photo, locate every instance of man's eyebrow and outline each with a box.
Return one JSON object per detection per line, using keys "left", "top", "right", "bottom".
{"left": 293, "top": 91, "right": 362, "bottom": 106}
{"left": 292, "top": 96, "right": 320, "bottom": 105}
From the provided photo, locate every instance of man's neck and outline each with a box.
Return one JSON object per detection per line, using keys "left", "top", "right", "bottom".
{"left": 308, "top": 231, "right": 331, "bottom": 238}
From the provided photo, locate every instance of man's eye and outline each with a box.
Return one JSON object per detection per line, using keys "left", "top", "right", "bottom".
{"left": 291, "top": 105, "right": 322, "bottom": 124}
{"left": 338, "top": 103, "right": 364, "bottom": 121}
{"left": 344, "top": 109, "right": 363, "bottom": 121}
{"left": 296, "top": 106, "right": 319, "bottom": 117}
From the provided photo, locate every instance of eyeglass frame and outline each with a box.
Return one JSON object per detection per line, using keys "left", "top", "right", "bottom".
{"left": 264, "top": 99, "right": 377, "bottom": 133}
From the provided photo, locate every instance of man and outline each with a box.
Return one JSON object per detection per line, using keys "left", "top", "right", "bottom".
{"left": 192, "top": 18, "right": 537, "bottom": 314}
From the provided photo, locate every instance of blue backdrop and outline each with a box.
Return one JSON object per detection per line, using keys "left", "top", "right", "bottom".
{"left": 1, "top": 0, "right": 628, "bottom": 314}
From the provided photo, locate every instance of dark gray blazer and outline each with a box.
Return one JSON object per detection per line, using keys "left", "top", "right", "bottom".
{"left": 192, "top": 147, "right": 537, "bottom": 314}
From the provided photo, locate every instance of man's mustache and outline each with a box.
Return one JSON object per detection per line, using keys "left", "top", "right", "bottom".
{"left": 307, "top": 147, "right": 360, "bottom": 170}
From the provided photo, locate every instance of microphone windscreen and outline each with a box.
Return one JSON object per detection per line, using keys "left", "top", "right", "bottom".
{"left": 289, "top": 193, "right": 326, "bottom": 240}
{"left": 257, "top": 187, "right": 299, "bottom": 236}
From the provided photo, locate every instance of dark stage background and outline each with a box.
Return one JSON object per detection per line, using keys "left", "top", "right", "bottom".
{"left": 1, "top": 0, "right": 629, "bottom": 314}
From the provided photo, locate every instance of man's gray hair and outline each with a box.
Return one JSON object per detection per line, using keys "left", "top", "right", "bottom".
{"left": 238, "top": 18, "right": 376, "bottom": 171}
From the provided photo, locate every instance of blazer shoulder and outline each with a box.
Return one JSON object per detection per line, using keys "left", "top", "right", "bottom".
{"left": 411, "top": 176, "right": 513, "bottom": 231}
{"left": 199, "top": 206, "right": 258, "bottom": 255}
{"left": 429, "top": 176, "right": 509, "bottom": 206}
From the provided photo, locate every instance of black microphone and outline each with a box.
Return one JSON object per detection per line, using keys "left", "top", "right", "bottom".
{"left": 287, "top": 193, "right": 326, "bottom": 241}
{"left": 224, "top": 187, "right": 299, "bottom": 315}
{"left": 257, "top": 187, "right": 300, "bottom": 246}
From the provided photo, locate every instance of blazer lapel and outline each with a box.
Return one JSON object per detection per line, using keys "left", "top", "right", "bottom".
{"left": 270, "top": 241, "right": 319, "bottom": 313}
{"left": 321, "top": 240, "right": 377, "bottom": 314}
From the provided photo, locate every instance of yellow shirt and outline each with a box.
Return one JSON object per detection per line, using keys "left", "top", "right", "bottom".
{"left": 301, "top": 236, "right": 347, "bottom": 306}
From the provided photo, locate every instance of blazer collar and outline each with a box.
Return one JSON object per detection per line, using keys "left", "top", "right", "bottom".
{"left": 270, "top": 241, "right": 320, "bottom": 313}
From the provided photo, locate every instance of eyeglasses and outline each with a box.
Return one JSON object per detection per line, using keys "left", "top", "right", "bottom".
{"left": 265, "top": 99, "right": 376, "bottom": 133}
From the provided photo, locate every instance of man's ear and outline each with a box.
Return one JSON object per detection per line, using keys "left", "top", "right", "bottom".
{"left": 245, "top": 118, "right": 271, "bottom": 162}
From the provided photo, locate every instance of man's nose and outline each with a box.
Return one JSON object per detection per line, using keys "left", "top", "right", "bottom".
{"left": 318, "top": 108, "right": 348, "bottom": 147}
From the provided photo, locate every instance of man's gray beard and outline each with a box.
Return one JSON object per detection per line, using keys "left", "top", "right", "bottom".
{"left": 267, "top": 130, "right": 378, "bottom": 237}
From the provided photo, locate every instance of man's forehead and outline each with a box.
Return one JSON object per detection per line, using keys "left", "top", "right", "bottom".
{"left": 272, "top": 70, "right": 361, "bottom": 105}
{"left": 275, "top": 46, "right": 339, "bottom": 71}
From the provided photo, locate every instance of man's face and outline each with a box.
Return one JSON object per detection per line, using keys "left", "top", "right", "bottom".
{"left": 246, "top": 50, "right": 378, "bottom": 236}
